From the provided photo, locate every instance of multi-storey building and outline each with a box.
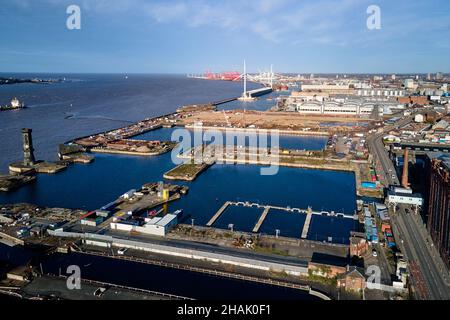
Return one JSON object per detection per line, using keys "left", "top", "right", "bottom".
{"left": 424, "top": 153, "right": 450, "bottom": 270}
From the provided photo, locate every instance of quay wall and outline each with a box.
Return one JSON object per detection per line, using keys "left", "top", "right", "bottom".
{"left": 90, "top": 148, "right": 171, "bottom": 157}
{"left": 77, "top": 250, "right": 315, "bottom": 296}
{"left": 0, "top": 231, "right": 25, "bottom": 246}
{"left": 64, "top": 112, "right": 176, "bottom": 145}
{"left": 184, "top": 124, "right": 330, "bottom": 137}
{"left": 212, "top": 97, "right": 239, "bottom": 106}
{"left": 48, "top": 230, "right": 308, "bottom": 276}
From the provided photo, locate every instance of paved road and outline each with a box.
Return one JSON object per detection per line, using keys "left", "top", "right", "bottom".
{"left": 367, "top": 116, "right": 450, "bottom": 300}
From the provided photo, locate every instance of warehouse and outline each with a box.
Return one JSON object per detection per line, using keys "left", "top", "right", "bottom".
{"left": 292, "top": 100, "right": 381, "bottom": 117}
{"left": 387, "top": 188, "right": 423, "bottom": 206}
{"left": 110, "top": 213, "right": 178, "bottom": 237}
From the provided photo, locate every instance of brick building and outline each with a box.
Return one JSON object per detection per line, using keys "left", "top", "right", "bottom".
{"left": 349, "top": 231, "right": 369, "bottom": 257}
{"left": 337, "top": 267, "right": 366, "bottom": 292}
{"left": 308, "top": 253, "right": 348, "bottom": 278}
{"left": 424, "top": 153, "right": 450, "bottom": 270}
{"left": 397, "top": 96, "right": 429, "bottom": 106}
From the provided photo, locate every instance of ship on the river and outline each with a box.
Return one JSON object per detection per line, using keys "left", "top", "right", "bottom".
{"left": 0, "top": 97, "right": 26, "bottom": 111}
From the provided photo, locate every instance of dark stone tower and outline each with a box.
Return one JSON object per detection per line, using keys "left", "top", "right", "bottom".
{"left": 22, "top": 128, "right": 36, "bottom": 166}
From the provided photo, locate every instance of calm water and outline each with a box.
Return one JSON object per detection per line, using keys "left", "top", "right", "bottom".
{"left": 0, "top": 151, "right": 356, "bottom": 242}
{"left": 0, "top": 75, "right": 356, "bottom": 243}
{"left": 133, "top": 127, "right": 328, "bottom": 150}
{"left": 260, "top": 209, "right": 307, "bottom": 239}
{"left": 0, "top": 73, "right": 260, "bottom": 172}
{"left": 218, "top": 89, "right": 291, "bottom": 111}
{"left": 214, "top": 206, "right": 264, "bottom": 232}
{"left": 0, "top": 244, "right": 316, "bottom": 300}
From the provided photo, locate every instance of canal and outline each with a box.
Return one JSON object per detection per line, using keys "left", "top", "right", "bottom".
{"left": 0, "top": 244, "right": 318, "bottom": 300}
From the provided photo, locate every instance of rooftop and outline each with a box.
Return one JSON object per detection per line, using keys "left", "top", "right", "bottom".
{"left": 427, "top": 152, "right": 450, "bottom": 171}
{"left": 310, "top": 253, "right": 349, "bottom": 268}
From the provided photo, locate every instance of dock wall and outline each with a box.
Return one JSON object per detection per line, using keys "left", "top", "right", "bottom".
{"left": 49, "top": 230, "right": 308, "bottom": 276}
{"left": 185, "top": 125, "right": 330, "bottom": 137}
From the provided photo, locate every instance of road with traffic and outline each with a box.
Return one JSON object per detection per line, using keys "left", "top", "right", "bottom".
{"left": 367, "top": 115, "right": 450, "bottom": 300}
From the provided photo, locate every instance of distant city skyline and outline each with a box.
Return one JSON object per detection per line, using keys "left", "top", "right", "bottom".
{"left": 1, "top": 0, "right": 450, "bottom": 74}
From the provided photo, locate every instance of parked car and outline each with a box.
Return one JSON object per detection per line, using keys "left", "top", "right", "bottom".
{"left": 117, "top": 248, "right": 128, "bottom": 255}
{"left": 94, "top": 287, "right": 107, "bottom": 298}
{"left": 372, "top": 249, "right": 378, "bottom": 257}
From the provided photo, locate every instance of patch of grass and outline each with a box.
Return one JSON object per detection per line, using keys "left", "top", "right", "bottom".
{"left": 254, "top": 245, "right": 290, "bottom": 257}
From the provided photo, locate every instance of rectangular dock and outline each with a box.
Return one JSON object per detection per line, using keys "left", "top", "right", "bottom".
{"left": 206, "top": 201, "right": 231, "bottom": 227}
{"left": 253, "top": 207, "right": 270, "bottom": 233}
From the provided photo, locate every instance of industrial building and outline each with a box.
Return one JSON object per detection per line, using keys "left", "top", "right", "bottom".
{"left": 111, "top": 213, "right": 178, "bottom": 237}
{"left": 300, "top": 83, "right": 354, "bottom": 94}
{"left": 356, "top": 89, "right": 405, "bottom": 97}
{"left": 424, "top": 153, "right": 450, "bottom": 270}
{"left": 285, "top": 93, "right": 409, "bottom": 117}
{"left": 292, "top": 100, "right": 381, "bottom": 117}
{"left": 387, "top": 186, "right": 423, "bottom": 206}
{"left": 80, "top": 212, "right": 104, "bottom": 227}
{"left": 397, "top": 96, "right": 429, "bottom": 106}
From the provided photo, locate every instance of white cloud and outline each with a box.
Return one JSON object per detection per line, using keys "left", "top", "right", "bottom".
{"left": 10, "top": 0, "right": 450, "bottom": 49}
{"left": 135, "top": 0, "right": 365, "bottom": 46}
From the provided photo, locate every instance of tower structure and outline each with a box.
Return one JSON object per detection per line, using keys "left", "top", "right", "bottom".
{"left": 22, "top": 128, "right": 35, "bottom": 166}
{"left": 243, "top": 60, "right": 247, "bottom": 97}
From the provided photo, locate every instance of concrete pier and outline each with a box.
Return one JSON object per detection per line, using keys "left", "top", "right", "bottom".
{"left": 301, "top": 207, "right": 313, "bottom": 239}
{"left": 206, "top": 200, "right": 354, "bottom": 233}
{"left": 253, "top": 207, "right": 270, "bottom": 233}
{"left": 9, "top": 128, "right": 68, "bottom": 174}
{"left": 207, "top": 201, "right": 231, "bottom": 227}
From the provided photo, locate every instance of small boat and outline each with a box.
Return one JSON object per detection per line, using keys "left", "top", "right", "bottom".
{"left": 0, "top": 97, "right": 26, "bottom": 111}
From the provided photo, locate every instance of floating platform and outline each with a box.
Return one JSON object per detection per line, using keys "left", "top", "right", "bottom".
{"left": 301, "top": 208, "right": 313, "bottom": 239}
{"left": 207, "top": 201, "right": 357, "bottom": 231}
{"left": 207, "top": 201, "right": 232, "bottom": 227}
{"left": 253, "top": 207, "right": 270, "bottom": 233}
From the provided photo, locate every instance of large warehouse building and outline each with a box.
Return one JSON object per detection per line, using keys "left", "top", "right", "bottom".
{"left": 424, "top": 153, "right": 450, "bottom": 270}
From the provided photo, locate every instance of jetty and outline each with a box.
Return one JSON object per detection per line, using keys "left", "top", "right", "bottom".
{"left": 207, "top": 201, "right": 232, "bottom": 226}
{"left": 253, "top": 206, "right": 270, "bottom": 233}
{"left": 301, "top": 207, "right": 313, "bottom": 239}
{"left": 207, "top": 200, "right": 357, "bottom": 230}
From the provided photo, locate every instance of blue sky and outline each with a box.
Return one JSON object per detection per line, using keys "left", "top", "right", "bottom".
{"left": 1, "top": 0, "right": 450, "bottom": 74}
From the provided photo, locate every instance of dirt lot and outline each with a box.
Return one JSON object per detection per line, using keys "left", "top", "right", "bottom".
{"left": 180, "top": 110, "right": 372, "bottom": 132}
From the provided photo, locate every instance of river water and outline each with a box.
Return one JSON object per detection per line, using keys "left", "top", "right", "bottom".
{"left": 0, "top": 73, "right": 259, "bottom": 172}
